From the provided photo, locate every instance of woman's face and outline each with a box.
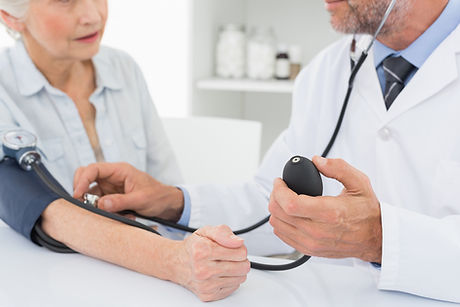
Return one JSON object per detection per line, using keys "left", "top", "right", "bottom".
{"left": 22, "top": 0, "right": 108, "bottom": 61}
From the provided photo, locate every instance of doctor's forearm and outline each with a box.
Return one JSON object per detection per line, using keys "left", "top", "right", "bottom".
{"left": 40, "top": 199, "right": 181, "bottom": 282}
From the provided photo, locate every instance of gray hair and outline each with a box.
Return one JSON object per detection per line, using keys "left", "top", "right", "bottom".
{"left": 0, "top": 0, "right": 30, "bottom": 38}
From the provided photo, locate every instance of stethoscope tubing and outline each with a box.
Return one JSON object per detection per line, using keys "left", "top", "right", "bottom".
{"left": 29, "top": 0, "right": 395, "bottom": 270}
{"left": 29, "top": 48, "right": 370, "bottom": 271}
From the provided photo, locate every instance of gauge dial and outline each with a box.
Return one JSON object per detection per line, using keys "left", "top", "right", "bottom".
{"left": 3, "top": 130, "right": 37, "bottom": 150}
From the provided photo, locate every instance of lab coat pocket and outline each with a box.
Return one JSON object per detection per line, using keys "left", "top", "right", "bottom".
{"left": 432, "top": 159, "right": 460, "bottom": 216}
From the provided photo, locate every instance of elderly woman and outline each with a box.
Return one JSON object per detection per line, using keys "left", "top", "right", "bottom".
{"left": 0, "top": 0, "right": 249, "bottom": 302}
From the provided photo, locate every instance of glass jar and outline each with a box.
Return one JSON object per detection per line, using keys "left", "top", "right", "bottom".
{"left": 215, "top": 24, "right": 246, "bottom": 79}
{"left": 247, "top": 27, "right": 276, "bottom": 80}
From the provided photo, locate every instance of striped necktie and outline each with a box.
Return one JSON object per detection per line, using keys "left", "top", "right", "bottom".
{"left": 382, "top": 56, "right": 416, "bottom": 110}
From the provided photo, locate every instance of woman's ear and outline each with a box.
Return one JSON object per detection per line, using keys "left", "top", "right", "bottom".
{"left": 0, "top": 10, "right": 25, "bottom": 33}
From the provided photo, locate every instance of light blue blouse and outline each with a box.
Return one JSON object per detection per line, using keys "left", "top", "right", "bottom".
{"left": 0, "top": 41, "right": 183, "bottom": 194}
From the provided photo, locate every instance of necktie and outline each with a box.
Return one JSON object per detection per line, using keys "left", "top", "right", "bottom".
{"left": 382, "top": 56, "right": 416, "bottom": 110}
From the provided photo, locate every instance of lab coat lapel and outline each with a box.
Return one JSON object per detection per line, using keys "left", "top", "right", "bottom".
{"left": 353, "top": 49, "right": 387, "bottom": 123}
{"left": 386, "top": 25, "right": 460, "bottom": 121}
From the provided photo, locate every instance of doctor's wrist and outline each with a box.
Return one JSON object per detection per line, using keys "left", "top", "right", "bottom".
{"left": 155, "top": 186, "right": 184, "bottom": 222}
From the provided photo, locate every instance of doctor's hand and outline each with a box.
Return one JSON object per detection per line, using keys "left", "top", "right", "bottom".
{"left": 73, "top": 162, "right": 184, "bottom": 222}
{"left": 172, "top": 225, "right": 250, "bottom": 302}
{"left": 268, "top": 156, "right": 382, "bottom": 263}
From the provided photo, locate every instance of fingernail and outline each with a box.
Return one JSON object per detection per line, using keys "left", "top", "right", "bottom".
{"left": 103, "top": 199, "right": 113, "bottom": 211}
{"left": 231, "top": 235, "right": 244, "bottom": 242}
{"left": 316, "top": 156, "right": 327, "bottom": 167}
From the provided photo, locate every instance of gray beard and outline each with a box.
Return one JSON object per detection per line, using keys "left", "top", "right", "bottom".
{"left": 330, "top": 0, "right": 410, "bottom": 36}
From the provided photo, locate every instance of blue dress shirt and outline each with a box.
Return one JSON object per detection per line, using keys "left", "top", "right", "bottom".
{"left": 374, "top": 0, "right": 460, "bottom": 92}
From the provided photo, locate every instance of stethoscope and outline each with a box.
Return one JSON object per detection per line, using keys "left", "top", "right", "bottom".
{"left": 131, "top": 0, "right": 398, "bottom": 271}
{"left": 2, "top": 0, "right": 396, "bottom": 271}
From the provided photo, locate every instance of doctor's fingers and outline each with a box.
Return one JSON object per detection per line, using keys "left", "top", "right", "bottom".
{"left": 275, "top": 228, "right": 359, "bottom": 259}
{"left": 269, "top": 212, "right": 346, "bottom": 246}
{"left": 269, "top": 197, "right": 307, "bottom": 225}
{"left": 312, "top": 156, "right": 371, "bottom": 193}
{"left": 73, "top": 162, "right": 139, "bottom": 198}
{"left": 275, "top": 231, "right": 347, "bottom": 259}
{"left": 97, "top": 190, "right": 151, "bottom": 213}
{"left": 271, "top": 178, "right": 320, "bottom": 218}
{"left": 73, "top": 167, "right": 91, "bottom": 198}
{"left": 270, "top": 216, "right": 349, "bottom": 257}
{"left": 73, "top": 162, "right": 122, "bottom": 198}
{"left": 270, "top": 217, "right": 318, "bottom": 256}
{"left": 271, "top": 179, "right": 345, "bottom": 222}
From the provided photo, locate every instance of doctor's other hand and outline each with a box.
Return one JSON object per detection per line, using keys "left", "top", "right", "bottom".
{"left": 73, "top": 162, "right": 184, "bottom": 222}
{"left": 268, "top": 156, "right": 382, "bottom": 263}
{"left": 172, "top": 225, "right": 250, "bottom": 302}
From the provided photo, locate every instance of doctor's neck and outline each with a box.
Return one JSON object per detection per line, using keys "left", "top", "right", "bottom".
{"left": 376, "top": 0, "right": 448, "bottom": 51}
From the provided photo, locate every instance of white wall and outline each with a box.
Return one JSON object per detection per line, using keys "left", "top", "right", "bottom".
{"left": 102, "top": 0, "right": 191, "bottom": 117}
{"left": 0, "top": 27, "right": 14, "bottom": 50}
{"left": 0, "top": 1, "right": 192, "bottom": 118}
{"left": 243, "top": 0, "right": 341, "bottom": 154}
{"left": 190, "top": 0, "right": 341, "bottom": 155}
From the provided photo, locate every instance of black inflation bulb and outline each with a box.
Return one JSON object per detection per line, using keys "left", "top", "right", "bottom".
{"left": 282, "top": 156, "right": 323, "bottom": 196}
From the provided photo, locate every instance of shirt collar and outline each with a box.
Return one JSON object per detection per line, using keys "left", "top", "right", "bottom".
{"left": 92, "top": 48, "right": 123, "bottom": 92}
{"left": 374, "top": 0, "right": 460, "bottom": 69}
{"left": 11, "top": 40, "right": 48, "bottom": 96}
{"left": 11, "top": 40, "right": 123, "bottom": 97}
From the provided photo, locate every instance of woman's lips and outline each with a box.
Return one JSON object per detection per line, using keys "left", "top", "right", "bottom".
{"left": 75, "top": 31, "right": 100, "bottom": 43}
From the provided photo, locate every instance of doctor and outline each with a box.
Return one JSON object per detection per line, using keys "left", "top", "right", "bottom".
{"left": 74, "top": 0, "right": 460, "bottom": 303}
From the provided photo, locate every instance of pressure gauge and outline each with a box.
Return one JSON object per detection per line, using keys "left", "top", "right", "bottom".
{"left": 2, "top": 129, "right": 41, "bottom": 171}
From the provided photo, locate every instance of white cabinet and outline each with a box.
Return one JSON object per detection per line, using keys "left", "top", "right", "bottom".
{"left": 190, "top": 0, "right": 341, "bottom": 155}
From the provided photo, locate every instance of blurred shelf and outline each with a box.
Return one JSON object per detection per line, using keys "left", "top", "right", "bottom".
{"left": 197, "top": 78, "right": 295, "bottom": 94}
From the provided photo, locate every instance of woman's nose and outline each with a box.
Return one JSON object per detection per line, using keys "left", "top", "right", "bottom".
{"left": 78, "top": 0, "right": 104, "bottom": 26}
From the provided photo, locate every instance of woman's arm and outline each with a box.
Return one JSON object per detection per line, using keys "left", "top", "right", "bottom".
{"left": 41, "top": 199, "right": 250, "bottom": 302}
{"left": 0, "top": 149, "right": 249, "bottom": 302}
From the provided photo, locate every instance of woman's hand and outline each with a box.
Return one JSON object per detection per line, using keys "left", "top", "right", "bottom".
{"left": 73, "top": 162, "right": 184, "bottom": 221}
{"left": 42, "top": 200, "right": 249, "bottom": 302}
{"left": 169, "top": 225, "right": 250, "bottom": 302}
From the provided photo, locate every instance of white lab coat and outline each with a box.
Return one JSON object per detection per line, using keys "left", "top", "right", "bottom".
{"left": 184, "top": 25, "right": 460, "bottom": 303}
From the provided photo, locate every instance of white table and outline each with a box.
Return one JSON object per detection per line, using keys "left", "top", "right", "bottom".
{"left": 0, "top": 224, "right": 455, "bottom": 307}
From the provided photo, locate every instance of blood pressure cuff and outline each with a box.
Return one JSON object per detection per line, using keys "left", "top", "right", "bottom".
{"left": 0, "top": 158, "right": 62, "bottom": 240}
